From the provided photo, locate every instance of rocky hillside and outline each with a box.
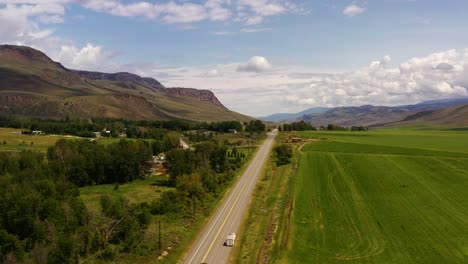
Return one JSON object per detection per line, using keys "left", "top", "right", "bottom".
{"left": 0, "top": 44, "right": 248, "bottom": 121}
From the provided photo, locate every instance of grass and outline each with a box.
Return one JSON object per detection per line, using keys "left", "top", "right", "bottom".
{"left": 283, "top": 130, "right": 468, "bottom": 264}
{"left": 0, "top": 127, "right": 153, "bottom": 152}
{"left": 299, "top": 129, "right": 468, "bottom": 153}
{"left": 232, "top": 133, "right": 298, "bottom": 264}
{"left": 79, "top": 175, "right": 173, "bottom": 212}
{"left": 0, "top": 127, "right": 80, "bottom": 152}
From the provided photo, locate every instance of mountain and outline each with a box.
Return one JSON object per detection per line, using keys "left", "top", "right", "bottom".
{"left": 294, "top": 98, "right": 468, "bottom": 127}
{"left": 382, "top": 104, "right": 468, "bottom": 127}
{"left": 259, "top": 107, "right": 330, "bottom": 122}
{"left": 0, "top": 45, "right": 250, "bottom": 122}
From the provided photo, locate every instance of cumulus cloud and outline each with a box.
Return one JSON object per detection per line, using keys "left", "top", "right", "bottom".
{"left": 237, "top": 56, "right": 272, "bottom": 73}
{"left": 56, "top": 43, "right": 114, "bottom": 70}
{"left": 0, "top": 1, "right": 115, "bottom": 70}
{"left": 123, "top": 48, "right": 468, "bottom": 116}
{"left": 343, "top": 4, "right": 366, "bottom": 17}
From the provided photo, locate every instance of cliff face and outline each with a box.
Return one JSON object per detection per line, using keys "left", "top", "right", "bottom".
{"left": 167, "top": 88, "right": 226, "bottom": 109}
{"left": 71, "top": 72, "right": 225, "bottom": 108}
{"left": 0, "top": 44, "right": 250, "bottom": 121}
{"left": 71, "top": 70, "right": 166, "bottom": 91}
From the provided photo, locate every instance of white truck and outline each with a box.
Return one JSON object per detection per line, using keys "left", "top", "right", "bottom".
{"left": 225, "top": 233, "right": 236, "bottom": 247}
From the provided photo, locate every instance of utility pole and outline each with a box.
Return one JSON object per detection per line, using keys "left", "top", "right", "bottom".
{"left": 158, "top": 220, "right": 161, "bottom": 254}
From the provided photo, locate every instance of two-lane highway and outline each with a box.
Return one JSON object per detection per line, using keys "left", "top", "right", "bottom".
{"left": 183, "top": 130, "right": 277, "bottom": 264}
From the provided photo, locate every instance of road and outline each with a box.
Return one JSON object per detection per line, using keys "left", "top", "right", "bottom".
{"left": 182, "top": 130, "right": 277, "bottom": 264}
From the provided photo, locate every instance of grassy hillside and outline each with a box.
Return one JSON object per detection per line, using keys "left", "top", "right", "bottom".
{"left": 0, "top": 45, "right": 251, "bottom": 122}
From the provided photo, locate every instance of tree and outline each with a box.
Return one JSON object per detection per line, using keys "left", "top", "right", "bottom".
{"left": 245, "top": 120, "right": 266, "bottom": 133}
{"left": 165, "top": 149, "right": 196, "bottom": 186}
{"left": 274, "top": 145, "right": 293, "bottom": 166}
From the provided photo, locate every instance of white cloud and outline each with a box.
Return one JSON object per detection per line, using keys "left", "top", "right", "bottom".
{"left": 237, "top": 56, "right": 272, "bottom": 73}
{"left": 298, "top": 97, "right": 316, "bottom": 105}
{"left": 1, "top": 0, "right": 303, "bottom": 29}
{"left": 161, "top": 2, "right": 208, "bottom": 24}
{"left": 212, "top": 30, "right": 235, "bottom": 35}
{"left": 0, "top": 2, "right": 113, "bottom": 70}
{"left": 241, "top": 27, "right": 272, "bottom": 33}
{"left": 0, "top": 3, "right": 64, "bottom": 47}
{"left": 244, "top": 15, "right": 263, "bottom": 25}
{"left": 202, "top": 69, "right": 221, "bottom": 77}
{"left": 235, "top": 0, "right": 302, "bottom": 25}
{"left": 343, "top": 4, "right": 366, "bottom": 17}
{"left": 57, "top": 43, "right": 113, "bottom": 70}
{"left": 78, "top": 0, "right": 297, "bottom": 25}
{"left": 120, "top": 48, "right": 468, "bottom": 116}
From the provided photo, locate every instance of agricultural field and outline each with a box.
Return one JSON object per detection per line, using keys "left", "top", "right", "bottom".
{"left": 0, "top": 127, "right": 80, "bottom": 151}
{"left": 284, "top": 129, "right": 468, "bottom": 263}
{"left": 79, "top": 175, "right": 172, "bottom": 212}
{"left": 0, "top": 127, "right": 147, "bottom": 152}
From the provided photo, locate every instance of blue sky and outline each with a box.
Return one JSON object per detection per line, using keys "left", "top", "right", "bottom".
{"left": 1, "top": 0, "right": 468, "bottom": 116}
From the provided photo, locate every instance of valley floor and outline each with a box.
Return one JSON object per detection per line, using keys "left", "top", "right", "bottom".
{"left": 235, "top": 129, "right": 468, "bottom": 264}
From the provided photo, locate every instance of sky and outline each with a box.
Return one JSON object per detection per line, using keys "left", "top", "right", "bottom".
{"left": 1, "top": 0, "right": 468, "bottom": 116}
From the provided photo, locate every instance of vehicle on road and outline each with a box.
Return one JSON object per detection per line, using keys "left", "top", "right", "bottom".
{"left": 225, "top": 233, "right": 236, "bottom": 247}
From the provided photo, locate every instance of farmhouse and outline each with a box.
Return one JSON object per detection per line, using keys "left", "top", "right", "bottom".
{"left": 287, "top": 136, "right": 303, "bottom": 143}
{"left": 197, "top": 129, "right": 210, "bottom": 135}
{"left": 31, "top": 130, "right": 45, "bottom": 136}
{"left": 228, "top": 129, "right": 238, "bottom": 134}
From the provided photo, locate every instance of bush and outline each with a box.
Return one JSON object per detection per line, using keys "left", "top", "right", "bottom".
{"left": 274, "top": 144, "right": 293, "bottom": 166}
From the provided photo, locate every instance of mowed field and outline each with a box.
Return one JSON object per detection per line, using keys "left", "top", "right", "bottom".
{"left": 286, "top": 129, "right": 468, "bottom": 263}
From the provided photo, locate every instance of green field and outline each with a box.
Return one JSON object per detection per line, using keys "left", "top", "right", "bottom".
{"left": 0, "top": 127, "right": 145, "bottom": 152}
{"left": 79, "top": 175, "right": 172, "bottom": 212}
{"left": 0, "top": 127, "right": 80, "bottom": 151}
{"left": 285, "top": 130, "right": 468, "bottom": 263}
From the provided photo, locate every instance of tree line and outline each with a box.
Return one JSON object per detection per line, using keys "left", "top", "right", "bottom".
{"left": 280, "top": 121, "right": 316, "bottom": 131}
{"left": 0, "top": 115, "right": 266, "bottom": 138}
{"left": 47, "top": 139, "right": 154, "bottom": 187}
{"left": 278, "top": 121, "right": 368, "bottom": 132}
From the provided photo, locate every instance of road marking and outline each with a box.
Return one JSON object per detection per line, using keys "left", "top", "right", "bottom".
{"left": 201, "top": 142, "right": 271, "bottom": 262}
{"left": 185, "top": 134, "right": 275, "bottom": 264}
{"left": 201, "top": 162, "right": 254, "bottom": 263}
{"left": 186, "top": 142, "right": 267, "bottom": 264}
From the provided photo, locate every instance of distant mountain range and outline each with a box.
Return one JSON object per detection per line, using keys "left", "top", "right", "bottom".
{"left": 266, "top": 98, "right": 468, "bottom": 127}
{"left": 382, "top": 104, "right": 468, "bottom": 127}
{"left": 258, "top": 107, "right": 330, "bottom": 122}
{"left": 0, "top": 45, "right": 250, "bottom": 122}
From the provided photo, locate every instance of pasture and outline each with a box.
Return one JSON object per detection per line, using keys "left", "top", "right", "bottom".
{"left": 285, "top": 130, "right": 468, "bottom": 263}
{"left": 0, "top": 127, "right": 79, "bottom": 152}
{"left": 79, "top": 175, "right": 172, "bottom": 212}
{"left": 0, "top": 127, "right": 145, "bottom": 152}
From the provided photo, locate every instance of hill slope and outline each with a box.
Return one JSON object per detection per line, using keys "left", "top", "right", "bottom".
{"left": 258, "top": 107, "right": 330, "bottom": 122}
{"left": 295, "top": 98, "right": 468, "bottom": 127}
{"left": 384, "top": 104, "right": 468, "bottom": 127}
{"left": 0, "top": 44, "right": 250, "bottom": 122}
